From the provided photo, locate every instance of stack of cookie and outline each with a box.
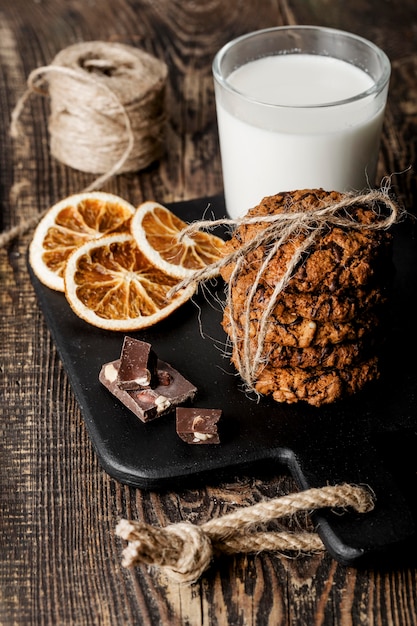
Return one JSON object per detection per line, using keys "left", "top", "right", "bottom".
{"left": 220, "top": 189, "right": 394, "bottom": 407}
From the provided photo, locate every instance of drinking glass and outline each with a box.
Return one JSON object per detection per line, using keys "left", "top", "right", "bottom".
{"left": 212, "top": 26, "right": 391, "bottom": 218}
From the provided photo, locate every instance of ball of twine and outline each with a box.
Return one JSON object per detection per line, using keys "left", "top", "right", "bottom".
{"left": 11, "top": 41, "right": 168, "bottom": 184}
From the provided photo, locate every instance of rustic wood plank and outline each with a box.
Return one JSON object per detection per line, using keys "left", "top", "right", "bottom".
{"left": 1, "top": 0, "right": 417, "bottom": 625}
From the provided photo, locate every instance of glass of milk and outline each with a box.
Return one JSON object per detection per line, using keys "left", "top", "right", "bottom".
{"left": 212, "top": 26, "right": 391, "bottom": 218}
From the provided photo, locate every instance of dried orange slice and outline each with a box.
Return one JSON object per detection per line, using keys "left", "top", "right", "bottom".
{"left": 29, "top": 192, "right": 135, "bottom": 292}
{"left": 64, "top": 233, "right": 196, "bottom": 331}
{"left": 130, "top": 201, "right": 226, "bottom": 279}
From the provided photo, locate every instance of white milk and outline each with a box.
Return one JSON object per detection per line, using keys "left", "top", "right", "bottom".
{"left": 215, "top": 54, "right": 386, "bottom": 218}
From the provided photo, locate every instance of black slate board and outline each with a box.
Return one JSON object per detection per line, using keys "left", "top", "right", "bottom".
{"left": 29, "top": 195, "right": 417, "bottom": 567}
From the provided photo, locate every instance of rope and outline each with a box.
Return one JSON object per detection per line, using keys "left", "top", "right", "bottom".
{"left": 116, "top": 483, "right": 374, "bottom": 584}
{"left": 2, "top": 41, "right": 167, "bottom": 248}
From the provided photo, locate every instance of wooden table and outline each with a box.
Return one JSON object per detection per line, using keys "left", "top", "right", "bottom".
{"left": 1, "top": 1, "right": 416, "bottom": 624}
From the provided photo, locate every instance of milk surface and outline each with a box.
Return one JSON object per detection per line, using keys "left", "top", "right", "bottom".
{"left": 215, "top": 54, "right": 386, "bottom": 218}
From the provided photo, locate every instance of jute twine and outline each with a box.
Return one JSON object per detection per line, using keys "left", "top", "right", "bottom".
{"left": 11, "top": 41, "right": 168, "bottom": 177}
{"left": 170, "top": 187, "right": 406, "bottom": 394}
{"left": 116, "top": 483, "right": 375, "bottom": 584}
{"left": 1, "top": 41, "right": 167, "bottom": 248}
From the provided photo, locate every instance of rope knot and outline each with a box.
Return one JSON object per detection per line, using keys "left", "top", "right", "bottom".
{"left": 115, "top": 519, "right": 213, "bottom": 584}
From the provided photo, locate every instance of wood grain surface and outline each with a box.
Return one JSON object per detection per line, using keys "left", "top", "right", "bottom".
{"left": 1, "top": 1, "right": 417, "bottom": 624}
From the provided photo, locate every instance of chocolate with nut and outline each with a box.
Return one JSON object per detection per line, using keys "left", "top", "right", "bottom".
{"left": 117, "top": 336, "right": 158, "bottom": 390}
{"left": 176, "top": 407, "right": 222, "bottom": 444}
{"left": 99, "top": 358, "right": 197, "bottom": 422}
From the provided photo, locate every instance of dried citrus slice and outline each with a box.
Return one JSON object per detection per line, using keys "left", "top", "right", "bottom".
{"left": 29, "top": 192, "right": 135, "bottom": 292}
{"left": 130, "top": 201, "right": 226, "bottom": 279}
{"left": 64, "top": 233, "right": 196, "bottom": 331}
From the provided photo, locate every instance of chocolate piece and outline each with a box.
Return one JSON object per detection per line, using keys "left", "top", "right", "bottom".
{"left": 117, "top": 337, "right": 157, "bottom": 390}
{"left": 99, "top": 359, "right": 197, "bottom": 422}
{"left": 176, "top": 407, "right": 222, "bottom": 444}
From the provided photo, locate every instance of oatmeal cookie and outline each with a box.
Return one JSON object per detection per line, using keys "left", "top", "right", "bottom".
{"left": 220, "top": 189, "right": 393, "bottom": 406}
{"left": 228, "top": 266, "right": 388, "bottom": 322}
{"left": 271, "top": 288, "right": 387, "bottom": 322}
{"left": 221, "top": 189, "right": 393, "bottom": 293}
{"left": 253, "top": 357, "right": 380, "bottom": 407}
{"left": 255, "top": 340, "right": 374, "bottom": 369}
{"left": 223, "top": 304, "right": 380, "bottom": 348}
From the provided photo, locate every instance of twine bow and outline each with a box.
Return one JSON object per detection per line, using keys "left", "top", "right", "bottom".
{"left": 116, "top": 483, "right": 374, "bottom": 584}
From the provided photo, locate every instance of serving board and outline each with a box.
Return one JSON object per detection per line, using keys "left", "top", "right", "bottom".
{"left": 29, "top": 195, "right": 417, "bottom": 567}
